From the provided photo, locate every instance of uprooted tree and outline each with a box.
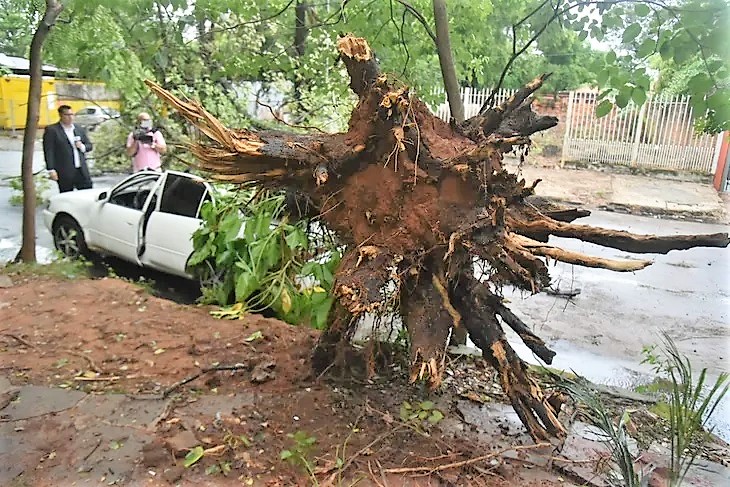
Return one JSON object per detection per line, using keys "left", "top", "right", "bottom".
{"left": 147, "top": 35, "right": 729, "bottom": 441}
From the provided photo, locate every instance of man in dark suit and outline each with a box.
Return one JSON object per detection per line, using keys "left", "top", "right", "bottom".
{"left": 43, "top": 105, "right": 93, "bottom": 193}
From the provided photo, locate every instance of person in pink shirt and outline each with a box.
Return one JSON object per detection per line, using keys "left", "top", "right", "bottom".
{"left": 126, "top": 112, "right": 167, "bottom": 172}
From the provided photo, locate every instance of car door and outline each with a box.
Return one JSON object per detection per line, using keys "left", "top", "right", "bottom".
{"left": 88, "top": 172, "right": 163, "bottom": 263}
{"left": 141, "top": 172, "right": 212, "bottom": 277}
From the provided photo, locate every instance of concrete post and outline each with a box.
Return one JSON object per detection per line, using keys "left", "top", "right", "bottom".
{"left": 560, "top": 91, "right": 575, "bottom": 168}
{"left": 630, "top": 96, "right": 649, "bottom": 166}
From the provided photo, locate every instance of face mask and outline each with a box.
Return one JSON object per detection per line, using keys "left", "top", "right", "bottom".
{"left": 140, "top": 120, "right": 152, "bottom": 129}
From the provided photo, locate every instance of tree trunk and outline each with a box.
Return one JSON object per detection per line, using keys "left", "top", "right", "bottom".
{"left": 432, "top": 0, "right": 464, "bottom": 123}
{"left": 17, "top": 0, "right": 64, "bottom": 264}
{"left": 292, "top": 1, "right": 309, "bottom": 119}
{"left": 146, "top": 35, "right": 729, "bottom": 441}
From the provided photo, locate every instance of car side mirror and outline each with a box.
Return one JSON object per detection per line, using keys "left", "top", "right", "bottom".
{"left": 98, "top": 191, "right": 108, "bottom": 201}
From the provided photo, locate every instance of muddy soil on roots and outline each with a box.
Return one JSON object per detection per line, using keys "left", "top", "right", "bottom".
{"left": 0, "top": 273, "right": 579, "bottom": 486}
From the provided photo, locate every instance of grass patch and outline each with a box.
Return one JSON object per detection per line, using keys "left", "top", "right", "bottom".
{"left": 2, "top": 257, "right": 93, "bottom": 280}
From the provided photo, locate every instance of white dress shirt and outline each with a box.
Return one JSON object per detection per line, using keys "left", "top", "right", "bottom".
{"left": 62, "top": 123, "right": 82, "bottom": 168}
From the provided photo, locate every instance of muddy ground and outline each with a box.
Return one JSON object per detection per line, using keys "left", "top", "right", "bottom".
{"left": 1, "top": 268, "right": 728, "bottom": 486}
{"left": 0, "top": 269, "right": 584, "bottom": 486}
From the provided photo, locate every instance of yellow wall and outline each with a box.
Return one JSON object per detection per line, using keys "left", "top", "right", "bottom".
{"left": 0, "top": 75, "right": 58, "bottom": 129}
{"left": 0, "top": 75, "right": 120, "bottom": 130}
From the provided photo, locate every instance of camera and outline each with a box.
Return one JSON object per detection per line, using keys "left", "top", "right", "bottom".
{"left": 133, "top": 129, "right": 154, "bottom": 145}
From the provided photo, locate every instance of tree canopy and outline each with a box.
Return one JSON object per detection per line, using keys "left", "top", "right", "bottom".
{"left": 1, "top": 0, "right": 727, "bottom": 131}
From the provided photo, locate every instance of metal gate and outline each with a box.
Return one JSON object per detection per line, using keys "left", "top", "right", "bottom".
{"left": 561, "top": 91, "right": 721, "bottom": 173}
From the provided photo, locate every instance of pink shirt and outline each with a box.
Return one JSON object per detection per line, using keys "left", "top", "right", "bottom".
{"left": 127, "top": 130, "right": 165, "bottom": 172}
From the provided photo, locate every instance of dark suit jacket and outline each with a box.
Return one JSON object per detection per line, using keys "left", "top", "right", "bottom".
{"left": 42, "top": 122, "right": 93, "bottom": 187}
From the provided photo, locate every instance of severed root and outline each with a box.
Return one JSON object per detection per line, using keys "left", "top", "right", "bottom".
{"left": 508, "top": 233, "right": 652, "bottom": 271}
{"left": 509, "top": 217, "right": 730, "bottom": 254}
{"left": 454, "top": 274, "right": 565, "bottom": 441}
{"left": 471, "top": 283, "right": 555, "bottom": 364}
{"left": 401, "top": 268, "right": 452, "bottom": 390}
{"left": 489, "top": 338, "right": 565, "bottom": 441}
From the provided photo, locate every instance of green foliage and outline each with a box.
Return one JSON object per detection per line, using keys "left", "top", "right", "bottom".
{"left": 2, "top": 255, "right": 92, "bottom": 280}
{"left": 581, "top": 0, "right": 729, "bottom": 132}
{"left": 7, "top": 172, "right": 51, "bottom": 206}
{"left": 656, "top": 333, "right": 729, "bottom": 487}
{"left": 569, "top": 334, "right": 729, "bottom": 487}
{"left": 280, "top": 430, "right": 317, "bottom": 483}
{"left": 183, "top": 446, "right": 204, "bottom": 468}
{"left": 189, "top": 186, "right": 340, "bottom": 329}
{"left": 205, "top": 461, "right": 232, "bottom": 476}
{"left": 0, "top": 0, "right": 42, "bottom": 57}
{"left": 4, "top": 1, "right": 725, "bottom": 136}
{"left": 87, "top": 120, "right": 133, "bottom": 175}
{"left": 561, "top": 378, "right": 644, "bottom": 487}
{"left": 400, "top": 401, "right": 444, "bottom": 426}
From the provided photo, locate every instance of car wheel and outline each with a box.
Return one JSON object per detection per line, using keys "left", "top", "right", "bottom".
{"left": 53, "top": 216, "right": 89, "bottom": 259}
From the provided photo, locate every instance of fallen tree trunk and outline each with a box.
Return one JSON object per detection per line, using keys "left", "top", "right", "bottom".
{"left": 147, "top": 35, "right": 729, "bottom": 441}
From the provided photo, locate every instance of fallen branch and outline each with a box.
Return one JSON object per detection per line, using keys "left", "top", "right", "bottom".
{"left": 382, "top": 442, "right": 551, "bottom": 474}
{"left": 66, "top": 349, "right": 102, "bottom": 373}
{"left": 510, "top": 219, "right": 730, "bottom": 254}
{"left": 162, "top": 363, "right": 249, "bottom": 398}
{"left": 2, "top": 333, "right": 35, "bottom": 349}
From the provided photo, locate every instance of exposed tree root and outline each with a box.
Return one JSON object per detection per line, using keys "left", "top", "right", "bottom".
{"left": 147, "top": 34, "right": 729, "bottom": 442}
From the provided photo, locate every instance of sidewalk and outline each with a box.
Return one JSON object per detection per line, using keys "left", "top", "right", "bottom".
{"left": 507, "top": 161, "right": 728, "bottom": 224}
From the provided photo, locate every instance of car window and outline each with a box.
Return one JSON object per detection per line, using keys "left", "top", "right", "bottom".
{"left": 109, "top": 174, "right": 161, "bottom": 210}
{"left": 159, "top": 174, "right": 207, "bottom": 218}
{"left": 77, "top": 108, "right": 92, "bottom": 115}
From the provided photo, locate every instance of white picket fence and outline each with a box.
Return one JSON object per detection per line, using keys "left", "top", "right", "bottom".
{"left": 432, "top": 87, "right": 721, "bottom": 174}
{"left": 562, "top": 91, "right": 721, "bottom": 173}
{"left": 432, "top": 87, "right": 518, "bottom": 121}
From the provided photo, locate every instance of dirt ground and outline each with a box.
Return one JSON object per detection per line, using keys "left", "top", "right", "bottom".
{"left": 0, "top": 271, "right": 587, "bottom": 486}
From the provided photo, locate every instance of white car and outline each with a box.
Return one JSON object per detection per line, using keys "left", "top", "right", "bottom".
{"left": 44, "top": 170, "right": 213, "bottom": 280}
{"left": 74, "top": 106, "right": 120, "bottom": 130}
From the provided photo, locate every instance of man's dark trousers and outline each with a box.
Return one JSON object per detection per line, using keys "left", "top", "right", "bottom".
{"left": 58, "top": 167, "right": 92, "bottom": 193}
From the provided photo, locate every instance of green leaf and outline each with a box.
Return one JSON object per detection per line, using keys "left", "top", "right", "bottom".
{"left": 688, "top": 73, "right": 714, "bottom": 94}
{"left": 220, "top": 211, "right": 243, "bottom": 241}
{"left": 637, "top": 39, "right": 655, "bottom": 58}
{"left": 616, "top": 86, "right": 632, "bottom": 109}
{"left": 419, "top": 401, "right": 434, "bottom": 411}
{"left": 321, "top": 266, "right": 334, "bottom": 288}
{"left": 605, "top": 51, "right": 617, "bottom": 64}
{"left": 631, "top": 88, "right": 647, "bottom": 106}
{"left": 184, "top": 446, "right": 204, "bottom": 468}
{"left": 672, "top": 45, "right": 695, "bottom": 65}
{"left": 313, "top": 296, "right": 334, "bottom": 330}
{"left": 634, "top": 4, "right": 650, "bottom": 16}
{"left": 620, "top": 409, "right": 631, "bottom": 427}
{"left": 280, "top": 449, "right": 293, "bottom": 460}
{"left": 428, "top": 410, "right": 444, "bottom": 424}
{"left": 235, "top": 271, "right": 258, "bottom": 302}
{"left": 622, "top": 23, "right": 642, "bottom": 43}
{"left": 285, "top": 227, "right": 307, "bottom": 250}
{"left": 596, "top": 69, "right": 609, "bottom": 86}
{"left": 658, "top": 41, "right": 673, "bottom": 60}
{"left": 596, "top": 99, "right": 613, "bottom": 118}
